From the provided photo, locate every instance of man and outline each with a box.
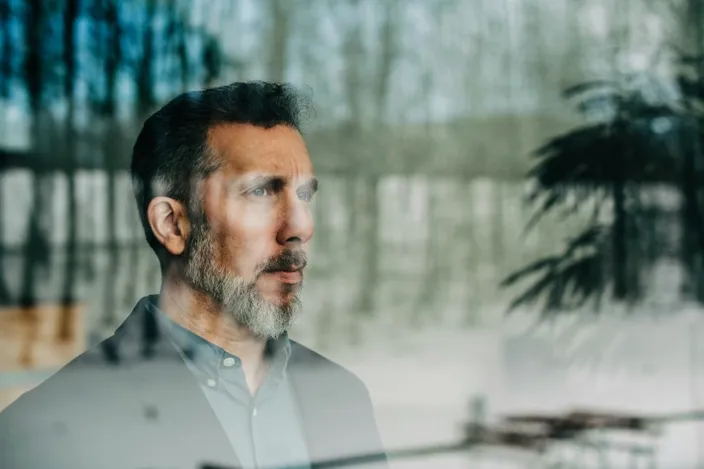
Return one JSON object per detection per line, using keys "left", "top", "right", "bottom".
{"left": 0, "top": 82, "right": 388, "bottom": 469}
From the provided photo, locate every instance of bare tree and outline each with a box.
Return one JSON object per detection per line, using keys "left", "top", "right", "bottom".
{"left": 267, "top": 0, "right": 290, "bottom": 82}
{"left": 137, "top": 0, "right": 157, "bottom": 118}
{"left": 166, "top": 0, "right": 189, "bottom": 91}
{"left": 57, "top": 0, "right": 80, "bottom": 343}
{"left": 101, "top": 0, "right": 126, "bottom": 331}
{"left": 340, "top": 0, "right": 373, "bottom": 317}
{"left": 374, "top": 0, "right": 400, "bottom": 120}
{"left": 18, "top": 0, "right": 51, "bottom": 366}
{"left": 0, "top": 0, "right": 14, "bottom": 304}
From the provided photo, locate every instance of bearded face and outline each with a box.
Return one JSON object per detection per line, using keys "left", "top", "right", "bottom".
{"left": 183, "top": 210, "right": 306, "bottom": 340}
{"left": 178, "top": 124, "right": 316, "bottom": 339}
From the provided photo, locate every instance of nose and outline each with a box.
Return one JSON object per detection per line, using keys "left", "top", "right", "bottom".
{"left": 276, "top": 192, "right": 314, "bottom": 247}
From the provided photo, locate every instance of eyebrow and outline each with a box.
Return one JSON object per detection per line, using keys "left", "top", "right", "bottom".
{"left": 301, "top": 177, "right": 319, "bottom": 193}
{"left": 235, "top": 175, "right": 319, "bottom": 192}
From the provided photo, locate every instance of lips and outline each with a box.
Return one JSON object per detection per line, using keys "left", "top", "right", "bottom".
{"left": 266, "top": 270, "right": 302, "bottom": 284}
{"left": 261, "top": 253, "right": 307, "bottom": 283}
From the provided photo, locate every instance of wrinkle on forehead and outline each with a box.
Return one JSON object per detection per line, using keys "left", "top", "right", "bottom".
{"left": 207, "top": 123, "right": 313, "bottom": 178}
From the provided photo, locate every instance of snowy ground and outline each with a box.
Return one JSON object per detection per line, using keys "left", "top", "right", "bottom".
{"left": 325, "top": 312, "right": 704, "bottom": 469}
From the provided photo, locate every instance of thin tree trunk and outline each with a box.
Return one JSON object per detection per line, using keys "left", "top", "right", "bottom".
{"left": 413, "top": 59, "right": 439, "bottom": 325}
{"left": 267, "top": 0, "right": 289, "bottom": 82}
{"left": 342, "top": 0, "right": 363, "bottom": 133}
{"left": 339, "top": 0, "right": 375, "bottom": 318}
{"left": 356, "top": 0, "right": 400, "bottom": 319}
{"left": 414, "top": 192, "right": 439, "bottom": 327}
{"left": 356, "top": 175, "right": 379, "bottom": 317}
{"left": 20, "top": 0, "right": 44, "bottom": 306}
{"left": 101, "top": 0, "right": 125, "bottom": 331}
{"left": 678, "top": 0, "right": 704, "bottom": 302}
{"left": 137, "top": 0, "right": 156, "bottom": 117}
{"left": 17, "top": 0, "right": 48, "bottom": 366}
{"left": 104, "top": 0, "right": 120, "bottom": 117}
{"left": 102, "top": 166, "right": 119, "bottom": 328}
{"left": 18, "top": 173, "right": 47, "bottom": 367}
{"left": 0, "top": 0, "right": 13, "bottom": 304}
{"left": 58, "top": 0, "right": 80, "bottom": 343}
{"left": 167, "top": 0, "right": 189, "bottom": 91}
{"left": 612, "top": 180, "right": 629, "bottom": 300}
{"left": 680, "top": 120, "right": 704, "bottom": 301}
{"left": 463, "top": 179, "right": 481, "bottom": 325}
{"left": 0, "top": 1, "right": 11, "bottom": 99}
{"left": 374, "top": 0, "right": 399, "bottom": 119}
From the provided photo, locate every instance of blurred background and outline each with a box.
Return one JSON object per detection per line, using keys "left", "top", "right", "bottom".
{"left": 1, "top": 0, "right": 703, "bottom": 467}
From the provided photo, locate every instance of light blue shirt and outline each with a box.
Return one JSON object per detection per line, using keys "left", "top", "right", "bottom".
{"left": 147, "top": 300, "right": 311, "bottom": 469}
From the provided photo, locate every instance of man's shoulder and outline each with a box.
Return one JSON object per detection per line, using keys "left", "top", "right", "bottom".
{"left": 0, "top": 337, "right": 124, "bottom": 420}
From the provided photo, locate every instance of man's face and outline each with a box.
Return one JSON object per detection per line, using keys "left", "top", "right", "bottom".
{"left": 183, "top": 124, "right": 316, "bottom": 339}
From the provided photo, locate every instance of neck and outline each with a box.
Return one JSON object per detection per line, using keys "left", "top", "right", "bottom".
{"left": 158, "top": 270, "right": 270, "bottom": 381}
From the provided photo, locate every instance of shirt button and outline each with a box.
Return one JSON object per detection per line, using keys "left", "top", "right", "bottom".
{"left": 223, "top": 357, "right": 236, "bottom": 367}
{"left": 206, "top": 378, "right": 217, "bottom": 388}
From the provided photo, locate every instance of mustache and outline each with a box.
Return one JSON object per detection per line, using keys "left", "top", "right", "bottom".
{"left": 260, "top": 249, "right": 308, "bottom": 274}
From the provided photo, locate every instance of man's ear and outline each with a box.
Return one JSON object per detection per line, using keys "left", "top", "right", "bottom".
{"left": 147, "top": 197, "right": 191, "bottom": 256}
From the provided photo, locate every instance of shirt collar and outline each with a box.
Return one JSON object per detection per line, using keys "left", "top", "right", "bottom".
{"left": 145, "top": 295, "right": 292, "bottom": 377}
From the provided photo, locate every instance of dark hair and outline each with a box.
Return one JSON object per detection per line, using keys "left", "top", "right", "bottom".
{"left": 130, "top": 81, "right": 313, "bottom": 258}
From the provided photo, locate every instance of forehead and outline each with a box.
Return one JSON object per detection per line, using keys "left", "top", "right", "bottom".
{"left": 207, "top": 123, "right": 313, "bottom": 177}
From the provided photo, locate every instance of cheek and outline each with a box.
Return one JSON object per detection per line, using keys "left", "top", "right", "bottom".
{"left": 235, "top": 206, "right": 277, "bottom": 232}
{"left": 217, "top": 208, "right": 278, "bottom": 273}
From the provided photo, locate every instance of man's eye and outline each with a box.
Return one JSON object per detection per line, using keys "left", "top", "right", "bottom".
{"left": 249, "top": 187, "right": 270, "bottom": 197}
{"left": 298, "top": 190, "right": 315, "bottom": 202}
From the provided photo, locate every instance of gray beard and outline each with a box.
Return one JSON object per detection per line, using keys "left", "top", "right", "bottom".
{"left": 182, "top": 220, "right": 302, "bottom": 340}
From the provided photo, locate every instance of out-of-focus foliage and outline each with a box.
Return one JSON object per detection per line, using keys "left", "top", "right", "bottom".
{"left": 503, "top": 0, "right": 704, "bottom": 316}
